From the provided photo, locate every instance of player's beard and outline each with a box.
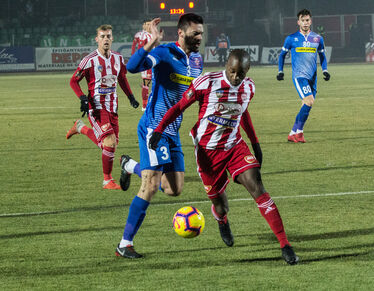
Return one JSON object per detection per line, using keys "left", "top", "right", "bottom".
{"left": 184, "top": 35, "right": 201, "bottom": 53}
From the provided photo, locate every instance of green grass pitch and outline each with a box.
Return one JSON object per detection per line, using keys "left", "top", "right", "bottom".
{"left": 0, "top": 63, "right": 374, "bottom": 290}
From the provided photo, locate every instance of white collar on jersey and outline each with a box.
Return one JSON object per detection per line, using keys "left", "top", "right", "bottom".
{"left": 223, "top": 70, "right": 245, "bottom": 89}
{"left": 96, "top": 48, "right": 112, "bottom": 59}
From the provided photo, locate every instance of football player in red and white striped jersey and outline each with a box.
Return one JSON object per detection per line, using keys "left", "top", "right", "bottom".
{"left": 132, "top": 19, "right": 153, "bottom": 111}
{"left": 66, "top": 24, "right": 139, "bottom": 190}
{"left": 149, "top": 49, "right": 299, "bottom": 265}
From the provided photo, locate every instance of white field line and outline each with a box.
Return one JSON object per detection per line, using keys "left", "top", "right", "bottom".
{"left": 0, "top": 190, "right": 373, "bottom": 218}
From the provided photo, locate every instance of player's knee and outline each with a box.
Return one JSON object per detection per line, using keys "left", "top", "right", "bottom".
{"left": 102, "top": 134, "right": 117, "bottom": 148}
{"left": 164, "top": 185, "right": 183, "bottom": 197}
{"left": 303, "top": 96, "right": 314, "bottom": 107}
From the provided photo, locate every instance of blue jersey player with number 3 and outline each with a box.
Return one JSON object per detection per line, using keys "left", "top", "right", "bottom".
{"left": 277, "top": 9, "right": 330, "bottom": 143}
{"left": 115, "top": 14, "right": 204, "bottom": 259}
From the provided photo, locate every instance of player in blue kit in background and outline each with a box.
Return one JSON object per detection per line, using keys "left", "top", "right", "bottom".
{"left": 277, "top": 9, "right": 331, "bottom": 143}
{"left": 115, "top": 14, "right": 204, "bottom": 259}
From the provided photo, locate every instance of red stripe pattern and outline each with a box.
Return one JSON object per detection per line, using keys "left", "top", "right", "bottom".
{"left": 77, "top": 49, "right": 127, "bottom": 113}
{"left": 190, "top": 71, "right": 255, "bottom": 150}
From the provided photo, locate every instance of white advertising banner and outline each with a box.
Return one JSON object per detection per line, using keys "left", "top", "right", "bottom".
{"left": 261, "top": 46, "right": 332, "bottom": 65}
{"left": 35, "top": 47, "right": 95, "bottom": 71}
{"left": 204, "top": 45, "right": 260, "bottom": 63}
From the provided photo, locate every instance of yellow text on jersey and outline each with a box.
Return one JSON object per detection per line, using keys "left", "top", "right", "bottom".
{"left": 295, "top": 47, "right": 317, "bottom": 53}
{"left": 169, "top": 73, "right": 195, "bottom": 85}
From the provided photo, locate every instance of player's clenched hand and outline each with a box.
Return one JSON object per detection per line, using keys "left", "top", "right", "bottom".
{"left": 79, "top": 95, "right": 89, "bottom": 117}
{"left": 323, "top": 71, "right": 330, "bottom": 81}
{"left": 149, "top": 131, "right": 162, "bottom": 150}
{"left": 251, "top": 142, "right": 263, "bottom": 166}
{"left": 276, "top": 72, "right": 284, "bottom": 81}
{"left": 128, "top": 94, "right": 139, "bottom": 108}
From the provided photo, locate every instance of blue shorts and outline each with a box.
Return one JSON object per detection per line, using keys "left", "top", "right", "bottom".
{"left": 293, "top": 77, "right": 317, "bottom": 99}
{"left": 137, "top": 122, "right": 184, "bottom": 173}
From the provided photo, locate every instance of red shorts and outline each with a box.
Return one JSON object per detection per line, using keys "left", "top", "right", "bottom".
{"left": 88, "top": 109, "right": 119, "bottom": 145}
{"left": 141, "top": 69, "right": 152, "bottom": 80}
{"left": 195, "top": 140, "right": 260, "bottom": 199}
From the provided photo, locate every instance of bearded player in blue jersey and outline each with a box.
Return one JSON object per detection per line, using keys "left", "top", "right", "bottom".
{"left": 277, "top": 9, "right": 330, "bottom": 143}
{"left": 115, "top": 14, "right": 204, "bottom": 259}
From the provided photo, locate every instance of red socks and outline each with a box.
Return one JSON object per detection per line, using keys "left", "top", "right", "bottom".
{"left": 256, "top": 193, "right": 289, "bottom": 248}
{"left": 102, "top": 146, "right": 115, "bottom": 181}
{"left": 141, "top": 85, "right": 149, "bottom": 109}
{"left": 80, "top": 126, "right": 99, "bottom": 146}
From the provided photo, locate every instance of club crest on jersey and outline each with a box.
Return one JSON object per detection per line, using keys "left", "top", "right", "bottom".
{"left": 244, "top": 155, "right": 257, "bottom": 164}
{"left": 204, "top": 185, "right": 212, "bottom": 193}
{"left": 98, "top": 65, "right": 103, "bottom": 72}
{"left": 193, "top": 57, "right": 201, "bottom": 67}
{"left": 313, "top": 37, "right": 319, "bottom": 42}
{"left": 216, "top": 90, "right": 224, "bottom": 98}
{"left": 101, "top": 123, "right": 110, "bottom": 132}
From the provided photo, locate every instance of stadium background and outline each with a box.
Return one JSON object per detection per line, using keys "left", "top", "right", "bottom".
{"left": 1, "top": 0, "right": 374, "bottom": 72}
{"left": 1, "top": 1, "right": 374, "bottom": 289}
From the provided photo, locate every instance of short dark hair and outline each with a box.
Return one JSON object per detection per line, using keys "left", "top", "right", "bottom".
{"left": 297, "top": 9, "right": 312, "bottom": 19}
{"left": 143, "top": 18, "right": 152, "bottom": 24}
{"left": 177, "top": 13, "right": 203, "bottom": 31}
{"left": 228, "top": 49, "right": 250, "bottom": 68}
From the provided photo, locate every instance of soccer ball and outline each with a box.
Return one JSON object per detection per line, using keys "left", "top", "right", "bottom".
{"left": 173, "top": 206, "right": 205, "bottom": 238}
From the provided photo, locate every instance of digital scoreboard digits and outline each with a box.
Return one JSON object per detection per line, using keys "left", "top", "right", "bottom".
{"left": 147, "top": 0, "right": 205, "bottom": 15}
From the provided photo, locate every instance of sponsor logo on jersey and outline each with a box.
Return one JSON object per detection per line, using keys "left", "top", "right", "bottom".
{"left": 98, "top": 65, "right": 103, "bottom": 72}
{"left": 215, "top": 102, "right": 242, "bottom": 115}
{"left": 295, "top": 47, "right": 317, "bottom": 53}
{"left": 244, "top": 155, "right": 257, "bottom": 164}
{"left": 169, "top": 73, "right": 195, "bottom": 85}
{"left": 204, "top": 185, "right": 212, "bottom": 193}
{"left": 208, "top": 115, "right": 238, "bottom": 128}
{"left": 98, "top": 87, "right": 116, "bottom": 94}
{"left": 101, "top": 123, "right": 110, "bottom": 132}
{"left": 101, "top": 74, "right": 117, "bottom": 85}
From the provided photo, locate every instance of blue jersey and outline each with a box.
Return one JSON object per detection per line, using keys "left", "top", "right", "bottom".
{"left": 278, "top": 31, "right": 327, "bottom": 80}
{"left": 127, "top": 43, "right": 203, "bottom": 135}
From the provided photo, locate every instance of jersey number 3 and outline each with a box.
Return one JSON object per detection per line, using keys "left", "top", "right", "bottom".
{"left": 160, "top": 146, "right": 169, "bottom": 160}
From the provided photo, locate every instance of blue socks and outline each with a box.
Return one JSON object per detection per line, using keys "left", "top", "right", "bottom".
{"left": 292, "top": 104, "right": 312, "bottom": 132}
{"left": 134, "top": 163, "right": 141, "bottom": 177}
{"left": 123, "top": 196, "right": 150, "bottom": 241}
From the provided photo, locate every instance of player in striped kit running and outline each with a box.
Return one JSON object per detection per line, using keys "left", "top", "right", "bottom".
{"left": 66, "top": 24, "right": 139, "bottom": 190}
{"left": 132, "top": 19, "right": 153, "bottom": 111}
{"left": 150, "top": 49, "right": 299, "bottom": 265}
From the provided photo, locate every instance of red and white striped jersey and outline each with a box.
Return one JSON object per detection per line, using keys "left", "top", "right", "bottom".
{"left": 189, "top": 71, "right": 255, "bottom": 150}
{"left": 70, "top": 49, "right": 133, "bottom": 113}
{"left": 131, "top": 30, "right": 152, "bottom": 55}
